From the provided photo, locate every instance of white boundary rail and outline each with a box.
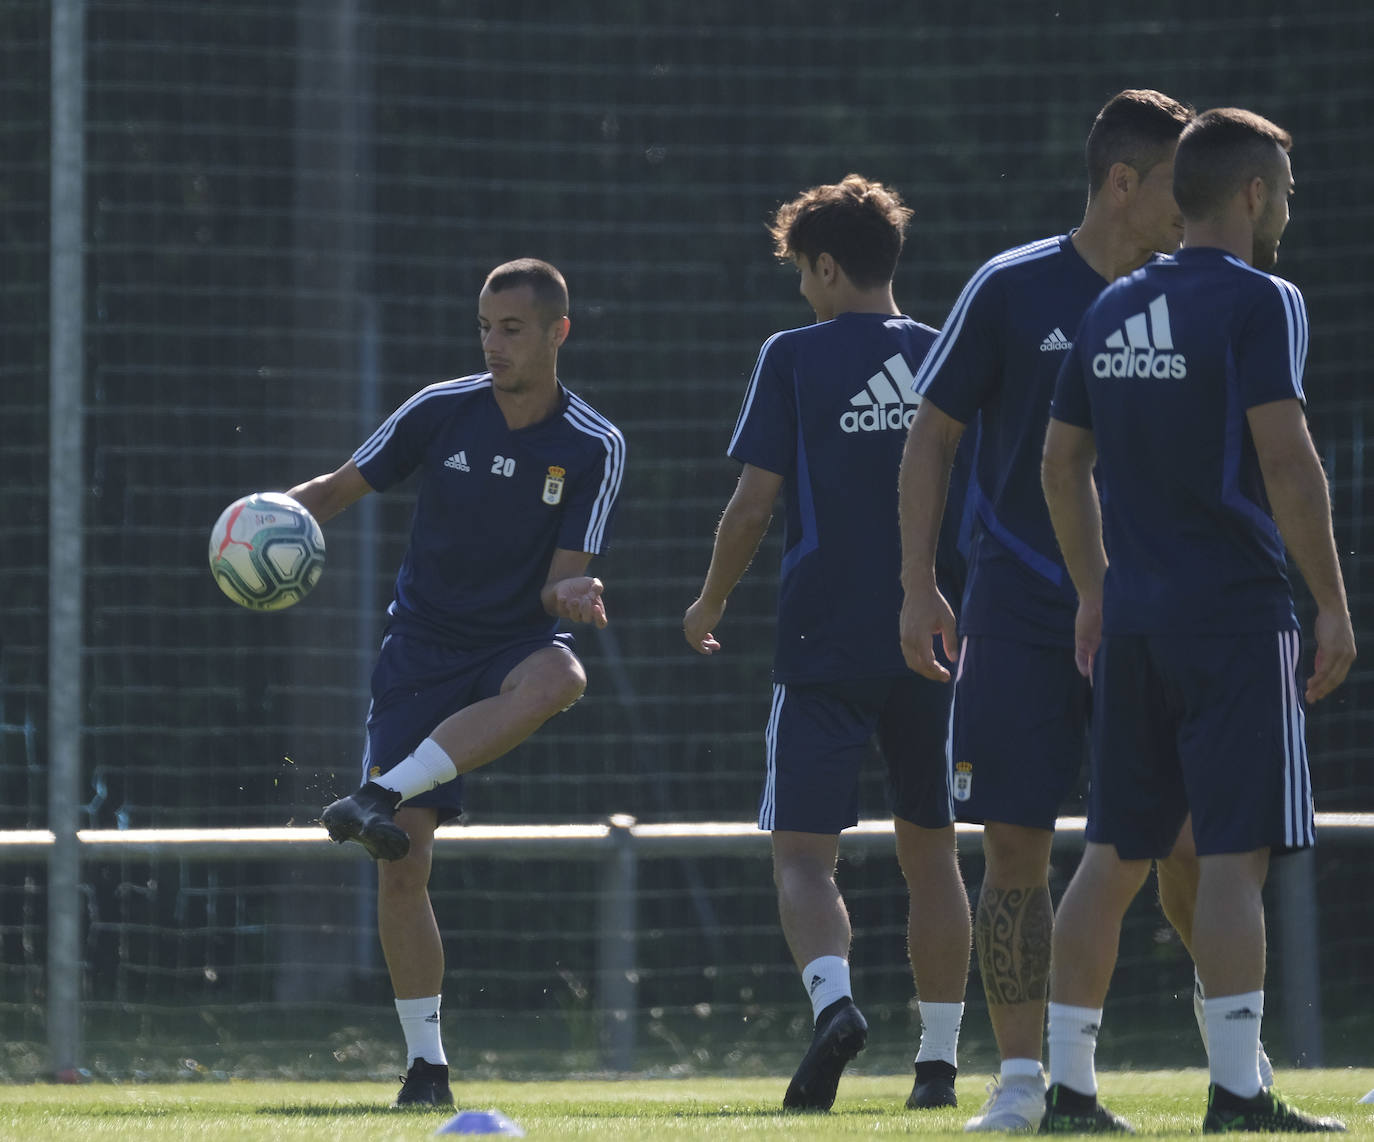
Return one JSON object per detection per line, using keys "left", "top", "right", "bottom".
{"left": 4, "top": 813, "right": 1371, "bottom": 1073}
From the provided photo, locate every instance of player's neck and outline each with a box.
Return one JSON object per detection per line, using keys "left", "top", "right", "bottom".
{"left": 819, "top": 284, "right": 899, "bottom": 320}
{"left": 1071, "top": 213, "right": 1159, "bottom": 284}
{"left": 491, "top": 375, "right": 561, "bottom": 430}
{"left": 1181, "top": 219, "right": 1253, "bottom": 265}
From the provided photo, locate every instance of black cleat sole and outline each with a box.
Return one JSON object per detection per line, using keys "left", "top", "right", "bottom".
{"left": 321, "top": 798, "right": 410, "bottom": 862}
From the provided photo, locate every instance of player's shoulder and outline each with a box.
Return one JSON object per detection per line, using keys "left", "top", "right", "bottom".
{"left": 972, "top": 233, "right": 1069, "bottom": 284}
{"left": 1220, "top": 255, "right": 1305, "bottom": 308}
{"left": 560, "top": 386, "right": 626, "bottom": 453}
{"left": 402, "top": 372, "right": 492, "bottom": 409}
{"left": 418, "top": 372, "right": 492, "bottom": 396}
{"left": 1172, "top": 248, "right": 1306, "bottom": 311}
{"left": 755, "top": 321, "right": 816, "bottom": 356}
{"left": 943, "top": 235, "right": 1073, "bottom": 321}
{"left": 770, "top": 313, "right": 934, "bottom": 348}
{"left": 379, "top": 374, "right": 491, "bottom": 430}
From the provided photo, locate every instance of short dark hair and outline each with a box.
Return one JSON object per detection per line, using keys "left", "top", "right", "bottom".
{"left": 769, "top": 174, "right": 912, "bottom": 289}
{"left": 1173, "top": 108, "right": 1293, "bottom": 221}
{"left": 484, "top": 258, "right": 569, "bottom": 326}
{"left": 1085, "top": 89, "right": 1195, "bottom": 194}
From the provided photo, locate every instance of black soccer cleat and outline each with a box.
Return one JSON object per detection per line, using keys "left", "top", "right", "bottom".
{"left": 782, "top": 998, "right": 868, "bottom": 1112}
{"left": 393, "top": 1058, "right": 453, "bottom": 1108}
{"left": 1202, "top": 1084, "right": 1346, "bottom": 1134}
{"left": 907, "top": 1058, "right": 958, "bottom": 1109}
{"left": 1040, "top": 1082, "right": 1135, "bottom": 1134}
{"left": 321, "top": 781, "right": 409, "bottom": 862}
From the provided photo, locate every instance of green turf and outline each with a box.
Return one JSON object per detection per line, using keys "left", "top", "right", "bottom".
{"left": 1, "top": 1071, "right": 1370, "bottom": 1140}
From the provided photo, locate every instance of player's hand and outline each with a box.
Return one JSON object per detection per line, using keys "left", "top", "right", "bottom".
{"left": 1307, "top": 607, "right": 1356, "bottom": 703}
{"left": 554, "top": 576, "right": 608, "bottom": 628}
{"left": 900, "top": 583, "right": 958, "bottom": 682}
{"left": 684, "top": 596, "right": 724, "bottom": 655}
{"left": 1074, "top": 594, "right": 1103, "bottom": 679}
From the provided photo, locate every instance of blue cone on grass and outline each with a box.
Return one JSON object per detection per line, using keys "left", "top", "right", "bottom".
{"left": 435, "top": 1108, "right": 526, "bottom": 1136}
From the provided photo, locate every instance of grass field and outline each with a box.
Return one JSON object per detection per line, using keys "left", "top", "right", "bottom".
{"left": 3, "top": 1070, "right": 1371, "bottom": 1140}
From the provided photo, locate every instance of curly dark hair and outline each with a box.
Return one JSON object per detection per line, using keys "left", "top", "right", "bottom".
{"left": 769, "top": 174, "right": 912, "bottom": 289}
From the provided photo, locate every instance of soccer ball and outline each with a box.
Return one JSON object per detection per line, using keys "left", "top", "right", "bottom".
{"left": 208, "top": 492, "right": 325, "bottom": 611}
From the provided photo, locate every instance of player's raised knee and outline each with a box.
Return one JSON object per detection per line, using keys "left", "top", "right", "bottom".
{"left": 510, "top": 647, "right": 587, "bottom": 713}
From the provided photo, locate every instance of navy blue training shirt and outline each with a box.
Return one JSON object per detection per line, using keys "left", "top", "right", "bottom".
{"left": 353, "top": 375, "right": 626, "bottom": 648}
{"left": 728, "top": 312, "right": 971, "bottom": 685}
{"left": 915, "top": 234, "right": 1138, "bottom": 647}
{"left": 1051, "top": 246, "right": 1305, "bottom": 635}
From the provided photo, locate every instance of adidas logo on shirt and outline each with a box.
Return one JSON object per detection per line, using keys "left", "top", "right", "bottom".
{"left": 1092, "top": 294, "right": 1188, "bottom": 379}
{"left": 1040, "top": 327, "right": 1072, "bottom": 352}
{"left": 840, "top": 353, "right": 921, "bottom": 433}
{"left": 444, "top": 451, "right": 470, "bottom": 472}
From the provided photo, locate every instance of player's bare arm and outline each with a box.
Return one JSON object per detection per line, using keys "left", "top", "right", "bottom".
{"left": 541, "top": 547, "right": 608, "bottom": 628}
{"left": 1247, "top": 398, "right": 1356, "bottom": 702}
{"left": 1041, "top": 417, "right": 1108, "bottom": 677}
{"left": 683, "top": 463, "right": 782, "bottom": 655}
{"left": 897, "top": 401, "right": 964, "bottom": 680}
{"left": 286, "top": 460, "right": 374, "bottom": 524}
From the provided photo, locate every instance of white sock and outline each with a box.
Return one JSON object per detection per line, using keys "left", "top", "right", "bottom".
{"left": 801, "top": 955, "right": 851, "bottom": 1022}
{"left": 373, "top": 738, "right": 457, "bottom": 802}
{"left": 1047, "top": 1003, "right": 1101, "bottom": 1096}
{"left": 1205, "top": 990, "right": 1264, "bottom": 1098}
{"left": 1198, "top": 973, "right": 1272, "bottom": 1087}
{"left": 914, "top": 1000, "right": 963, "bottom": 1066}
{"left": 1000, "top": 1056, "right": 1045, "bottom": 1084}
{"left": 395, "top": 995, "right": 447, "bottom": 1066}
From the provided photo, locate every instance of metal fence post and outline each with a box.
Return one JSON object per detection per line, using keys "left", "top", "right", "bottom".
{"left": 48, "top": 0, "right": 87, "bottom": 1080}
{"left": 598, "top": 814, "right": 638, "bottom": 1072}
{"left": 1274, "top": 848, "right": 1324, "bottom": 1066}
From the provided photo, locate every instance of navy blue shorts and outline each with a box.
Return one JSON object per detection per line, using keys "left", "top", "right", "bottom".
{"left": 759, "top": 672, "right": 955, "bottom": 834}
{"left": 947, "top": 636, "right": 1090, "bottom": 828}
{"left": 1086, "top": 630, "right": 1314, "bottom": 860}
{"left": 361, "top": 630, "right": 577, "bottom": 823}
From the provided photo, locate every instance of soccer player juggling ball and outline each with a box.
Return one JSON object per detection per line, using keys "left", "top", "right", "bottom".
{"left": 288, "top": 259, "right": 625, "bottom": 1108}
{"left": 684, "top": 175, "right": 975, "bottom": 1114}
{"left": 1039, "top": 107, "right": 1354, "bottom": 1135}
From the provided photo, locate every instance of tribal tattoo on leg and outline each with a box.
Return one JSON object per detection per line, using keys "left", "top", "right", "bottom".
{"left": 976, "top": 885, "right": 1052, "bottom": 1004}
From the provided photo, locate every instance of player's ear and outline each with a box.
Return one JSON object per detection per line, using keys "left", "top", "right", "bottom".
{"left": 1243, "top": 175, "right": 1268, "bottom": 223}
{"left": 814, "top": 251, "right": 837, "bottom": 285}
{"left": 551, "top": 315, "right": 570, "bottom": 348}
{"left": 1107, "top": 161, "right": 1138, "bottom": 204}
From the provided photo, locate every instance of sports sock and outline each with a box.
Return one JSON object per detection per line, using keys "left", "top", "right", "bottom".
{"left": 395, "top": 995, "right": 447, "bottom": 1066}
{"left": 801, "top": 955, "right": 851, "bottom": 1023}
{"left": 1047, "top": 1002, "right": 1101, "bottom": 1096}
{"left": 373, "top": 738, "right": 458, "bottom": 802}
{"left": 914, "top": 1000, "right": 963, "bottom": 1066}
{"left": 1000, "top": 1056, "right": 1045, "bottom": 1083}
{"left": 1205, "top": 990, "right": 1263, "bottom": 1098}
{"left": 1197, "top": 972, "right": 1273, "bottom": 1086}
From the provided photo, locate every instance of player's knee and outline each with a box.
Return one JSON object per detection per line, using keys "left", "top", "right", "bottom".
{"left": 545, "top": 656, "right": 587, "bottom": 712}
{"left": 533, "top": 656, "right": 588, "bottom": 709}
{"left": 378, "top": 848, "right": 431, "bottom": 896}
{"left": 771, "top": 849, "right": 835, "bottom": 894}
{"left": 509, "top": 649, "right": 587, "bottom": 714}
{"left": 894, "top": 821, "right": 957, "bottom": 883}
{"left": 982, "top": 822, "right": 1052, "bottom": 882}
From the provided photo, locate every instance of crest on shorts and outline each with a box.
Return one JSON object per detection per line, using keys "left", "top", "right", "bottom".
{"left": 953, "top": 760, "right": 973, "bottom": 802}
{"left": 542, "top": 465, "right": 566, "bottom": 505}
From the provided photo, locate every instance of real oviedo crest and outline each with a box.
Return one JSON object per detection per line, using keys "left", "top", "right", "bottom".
{"left": 542, "top": 465, "right": 566, "bottom": 506}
